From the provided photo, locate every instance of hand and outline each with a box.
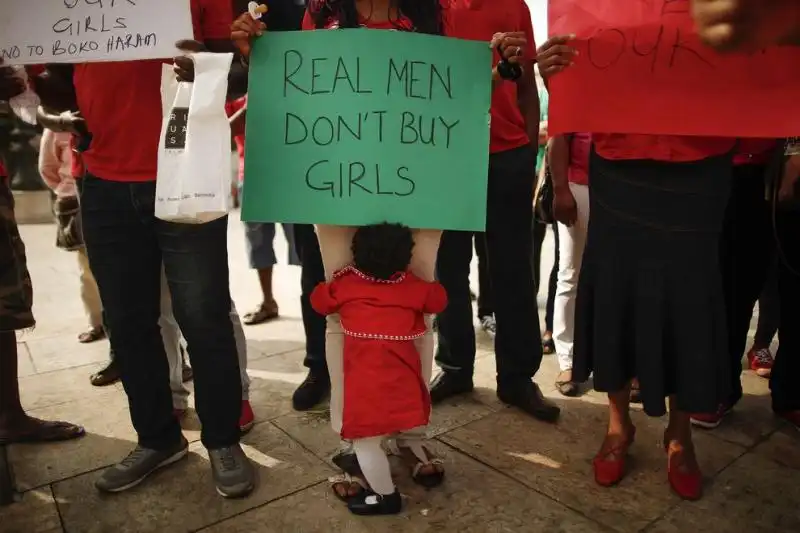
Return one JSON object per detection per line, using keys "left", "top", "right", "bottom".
{"left": 61, "top": 111, "right": 89, "bottom": 137}
{"left": 690, "top": 0, "right": 798, "bottom": 51}
{"left": 536, "top": 35, "right": 577, "bottom": 80}
{"left": 231, "top": 11, "right": 266, "bottom": 59}
{"left": 490, "top": 32, "right": 527, "bottom": 65}
{"left": 552, "top": 185, "right": 578, "bottom": 226}
{"left": 0, "top": 59, "right": 25, "bottom": 101}
{"left": 173, "top": 40, "right": 207, "bottom": 82}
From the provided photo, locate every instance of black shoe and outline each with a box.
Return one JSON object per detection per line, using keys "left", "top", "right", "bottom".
{"left": 347, "top": 489, "right": 402, "bottom": 516}
{"left": 331, "top": 448, "right": 361, "bottom": 475}
{"left": 292, "top": 369, "right": 330, "bottom": 411}
{"left": 90, "top": 360, "right": 121, "bottom": 387}
{"left": 430, "top": 371, "right": 474, "bottom": 404}
{"left": 497, "top": 381, "right": 560, "bottom": 423}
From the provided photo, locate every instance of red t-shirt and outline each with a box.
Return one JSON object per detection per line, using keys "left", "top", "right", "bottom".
{"left": 73, "top": 0, "right": 233, "bottom": 182}
{"left": 593, "top": 134, "right": 736, "bottom": 162}
{"left": 568, "top": 133, "right": 591, "bottom": 186}
{"left": 445, "top": 0, "right": 536, "bottom": 154}
{"left": 225, "top": 96, "right": 247, "bottom": 182}
{"left": 734, "top": 138, "right": 779, "bottom": 166}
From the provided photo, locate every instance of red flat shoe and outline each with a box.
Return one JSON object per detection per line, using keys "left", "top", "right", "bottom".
{"left": 593, "top": 426, "right": 636, "bottom": 487}
{"left": 665, "top": 441, "right": 703, "bottom": 500}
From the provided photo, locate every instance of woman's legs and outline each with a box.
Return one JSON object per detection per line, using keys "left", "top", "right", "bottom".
{"left": 594, "top": 384, "right": 635, "bottom": 486}
{"left": 665, "top": 396, "right": 702, "bottom": 500}
{"left": 552, "top": 183, "right": 589, "bottom": 388}
{"left": 77, "top": 248, "right": 105, "bottom": 343}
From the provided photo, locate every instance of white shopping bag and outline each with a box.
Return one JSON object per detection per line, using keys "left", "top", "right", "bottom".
{"left": 156, "top": 52, "right": 234, "bottom": 223}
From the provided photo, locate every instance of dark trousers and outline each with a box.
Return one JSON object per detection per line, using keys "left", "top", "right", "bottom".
{"left": 80, "top": 175, "right": 240, "bottom": 451}
{"left": 436, "top": 146, "right": 542, "bottom": 387}
{"left": 771, "top": 207, "right": 800, "bottom": 412}
{"left": 294, "top": 223, "right": 327, "bottom": 373}
{"left": 474, "top": 233, "right": 493, "bottom": 319}
{"left": 720, "top": 163, "right": 775, "bottom": 406}
{"left": 754, "top": 258, "right": 780, "bottom": 348}
{"left": 532, "top": 220, "right": 558, "bottom": 332}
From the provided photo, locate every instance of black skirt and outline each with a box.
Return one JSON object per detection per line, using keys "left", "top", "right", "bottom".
{"left": 573, "top": 150, "right": 732, "bottom": 417}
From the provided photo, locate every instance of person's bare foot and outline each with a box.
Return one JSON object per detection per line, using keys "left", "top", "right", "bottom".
{"left": 0, "top": 414, "right": 85, "bottom": 445}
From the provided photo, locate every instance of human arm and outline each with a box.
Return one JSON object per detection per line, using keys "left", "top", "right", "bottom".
{"left": 310, "top": 282, "right": 340, "bottom": 315}
{"left": 691, "top": 0, "right": 800, "bottom": 51}
{"left": 37, "top": 129, "right": 65, "bottom": 192}
{"left": 548, "top": 135, "right": 577, "bottom": 226}
{"left": 514, "top": 0, "right": 540, "bottom": 160}
{"left": 536, "top": 35, "right": 578, "bottom": 90}
{"left": 422, "top": 281, "right": 448, "bottom": 315}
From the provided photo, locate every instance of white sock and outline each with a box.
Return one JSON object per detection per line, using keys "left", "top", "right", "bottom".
{"left": 353, "top": 436, "right": 395, "bottom": 496}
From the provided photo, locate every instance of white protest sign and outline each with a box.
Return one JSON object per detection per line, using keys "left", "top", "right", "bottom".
{"left": 0, "top": 0, "right": 194, "bottom": 65}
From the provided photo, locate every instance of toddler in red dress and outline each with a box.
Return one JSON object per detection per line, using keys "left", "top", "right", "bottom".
{"left": 311, "top": 223, "right": 447, "bottom": 515}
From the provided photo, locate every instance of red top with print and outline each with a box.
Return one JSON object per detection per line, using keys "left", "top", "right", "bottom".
{"left": 734, "top": 138, "right": 779, "bottom": 166}
{"left": 73, "top": 0, "right": 232, "bottom": 182}
{"left": 445, "top": 0, "right": 536, "bottom": 154}
{"left": 593, "top": 134, "right": 736, "bottom": 162}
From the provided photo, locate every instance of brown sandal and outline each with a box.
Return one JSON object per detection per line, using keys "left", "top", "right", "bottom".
{"left": 329, "top": 473, "right": 368, "bottom": 502}
{"left": 242, "top": 302, "right": 279, "bottom": 325}
{"left": 78, "top": 326, "right": 106, "bottom": 344}
{"left": 388, "top": 440, "right": 445, "bottom": 489}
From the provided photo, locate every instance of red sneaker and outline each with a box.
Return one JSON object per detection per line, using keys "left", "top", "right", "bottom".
{"left": 690, "top": 404, "right": 732, "bottom": 429}
{"left": 747, "top": 347, "right": 774, "bottom": 378}
{"left": 240, "top": 400, "right": 255, "bottom": 434}
{"left": 776, "top": 410, "right": 800, "bottom": 431}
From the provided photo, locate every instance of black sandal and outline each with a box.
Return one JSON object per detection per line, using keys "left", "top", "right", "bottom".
{"left": 542, "top": 332, "right": 555, "bottom": 355}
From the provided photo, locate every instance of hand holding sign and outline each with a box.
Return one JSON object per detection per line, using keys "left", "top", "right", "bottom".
{"left": 690, "top": 0, "right": 800, "bottom": 51}
{"left": 231, "top": 8, "right": 267, "bottom": 59}
{"left": 536, "top": 35, "right": 577, "bottom": 80}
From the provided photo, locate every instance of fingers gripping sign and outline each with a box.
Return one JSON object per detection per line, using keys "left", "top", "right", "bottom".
{"left": 232, "top": 4, "right": 268, "bottom": 60}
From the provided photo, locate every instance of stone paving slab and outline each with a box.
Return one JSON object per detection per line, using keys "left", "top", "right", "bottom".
{"left": 1, "top": 215, "right": 797, "bottom": 533}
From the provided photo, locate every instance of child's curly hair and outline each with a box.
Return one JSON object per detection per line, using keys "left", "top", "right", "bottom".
{"left": 351, "top": 222, "right": 414, "bottom": 280}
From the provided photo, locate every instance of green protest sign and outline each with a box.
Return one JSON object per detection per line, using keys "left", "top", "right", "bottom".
{"left": 242, "top": 29, "right": 492, "bottom": 231}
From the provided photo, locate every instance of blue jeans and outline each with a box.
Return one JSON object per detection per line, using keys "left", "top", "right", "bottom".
{"left": 79, "top": 174, "right": 241, "bottom": 450}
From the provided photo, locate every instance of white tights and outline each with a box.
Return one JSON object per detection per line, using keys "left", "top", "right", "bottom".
{"left": 353, "top": 437, "right": 394, "bottom": 495}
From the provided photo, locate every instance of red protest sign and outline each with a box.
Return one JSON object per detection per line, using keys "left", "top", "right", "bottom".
{"left": 547, "top": 0, "right": 800, "bottom": 137}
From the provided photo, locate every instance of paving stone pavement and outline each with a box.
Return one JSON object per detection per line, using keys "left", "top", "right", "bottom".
{"left": 2, "top": 212, "right": 799, "bottom": 533}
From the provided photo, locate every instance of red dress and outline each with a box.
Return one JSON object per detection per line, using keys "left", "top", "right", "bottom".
{"left": 310, "top": 266, "right": 448, "bottom": 440}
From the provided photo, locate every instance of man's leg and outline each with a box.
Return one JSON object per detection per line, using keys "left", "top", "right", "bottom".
{"left": 485, "top": 147, "right": 560, "bottom": 422}
{"left": 474, "top": 232, "right": 496, "bottom": 337}
{"left": 430, "top": 229, "right": 477, "bottom": 402}
{"left": 717, "top": 165, "right": 773, "bottom": 412}
{"left": 771, "top": 207, "right": 800, "bottom": 427}
{"left": 292, "top": 223, "right": 330, "bottom": 411}
{"left": 76, "top": 248, "right": 105, "bottom": 342}
{"left": 89, "top": 309, "right": 121, "bottom": 387}
{"left": 242, "top": 222, "right": 279, "bottom": 325}
{"left": 158, "top": 212, "right": 253, "bottom": 498}
{"left": 159, "top": 270, "right": 190, "bottom": 413}
{"left": 81, "top": 176, "right": 187, "bottom": 494}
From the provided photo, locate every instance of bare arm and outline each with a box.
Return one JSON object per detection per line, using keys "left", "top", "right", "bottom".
{"left": 548, "top": 135, "right": 570, "bottom": 192}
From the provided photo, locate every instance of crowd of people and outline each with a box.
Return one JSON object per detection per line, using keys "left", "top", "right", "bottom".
{"left": 0, "top": 0, "right": 797, "bottom": 519}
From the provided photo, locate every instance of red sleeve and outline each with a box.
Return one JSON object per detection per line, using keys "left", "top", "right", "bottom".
{"left": 310, "top": 281, "right": 339, "bottom": 315}
{"left": 518, "top": 0, "right": 536, "bottom": 59}
{"left": 194, "top": 0, "right": 234, "bottom": 41}
{"left": 423, "top": 281, "right": 448, "bottom": 314}
{"left": 301, "top": 9, "right": 315, "bottom": 30}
